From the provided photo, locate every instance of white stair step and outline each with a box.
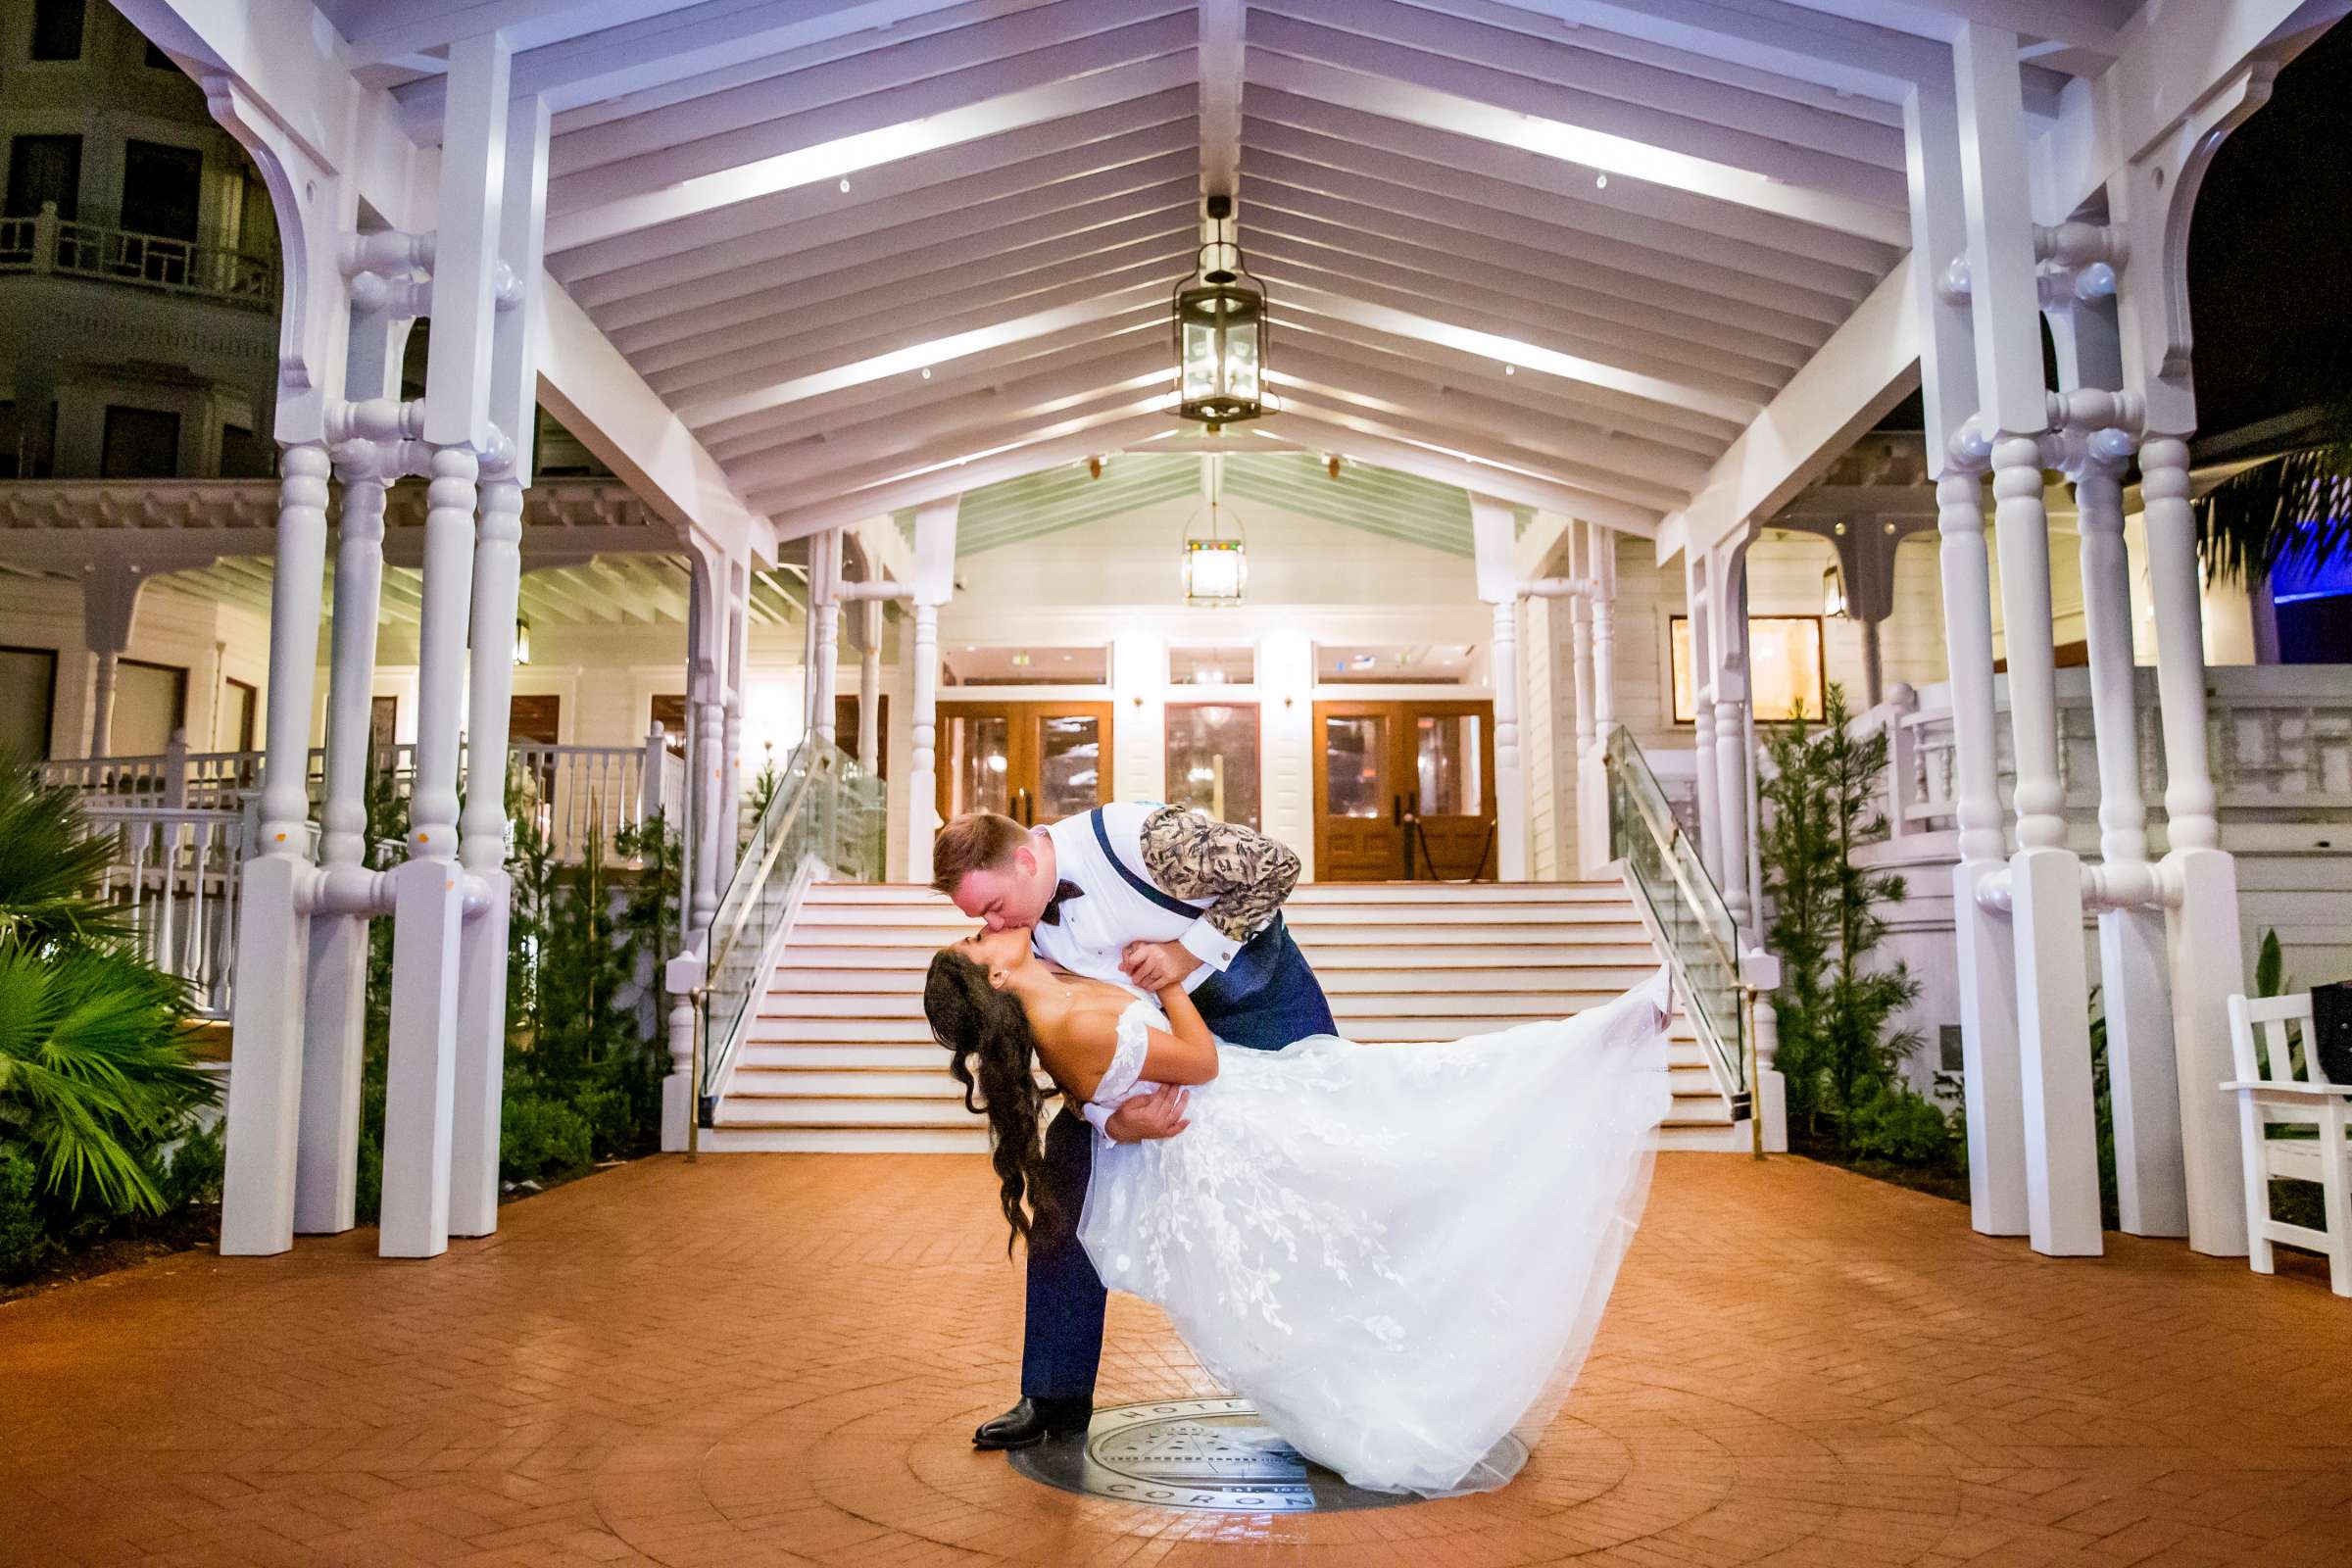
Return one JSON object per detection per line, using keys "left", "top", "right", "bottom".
{"left": 728, "top": 1069, "right": 966, "bottom": 1099}
{"left": 764, "top": 962, "right": 1669, "bottom": 996}
{"left": 700, "top": 1124, "right": 1735, "bottom": 1153}
{"left": 732, "top": 1039, "right": 1719, "bottom": 1071}
{"left": 698, "top": 1126, "right": 991, "bottom": 1153}
{"left": 788, "top": 906, "right": 1640, "bottom": 935}
{"left": 758, "top": 989, "right": 1656, "bottom": 1021}
{"left": 742, "top": 1011, "right": 1694, "bottom": 1045}
{"left": 716, "top": 1096, "right": 971, "bottom": 1127}
{"left": 801, "top": 882, "right": 1627, "bottom": 907}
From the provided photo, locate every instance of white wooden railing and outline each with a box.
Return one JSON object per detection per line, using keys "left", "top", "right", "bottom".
{"left": 43, "top": 725, "right": 688, "bottom": 863}
{"left": 1846, "top": 666, "right": 2352, "bottom": 844}
{"left": 0, "top": 205, "right": 277, "bottom": 311}
{"left": 85, "top": 807, "right": 247, "bottom": 1020}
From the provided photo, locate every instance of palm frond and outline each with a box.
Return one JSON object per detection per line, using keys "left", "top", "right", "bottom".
{"left": 0, "top": 946, "right": 214, "bottom": 1214}
{"left": 2193, "top": 396, "right": 2352, "bottom": 584}
{"left": 0, "top": 752, "right": 133, "bottom": 950}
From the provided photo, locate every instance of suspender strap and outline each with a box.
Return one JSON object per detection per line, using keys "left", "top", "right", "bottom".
{"left": 1088, "top": 807, "right": 1199, "bottom": 917}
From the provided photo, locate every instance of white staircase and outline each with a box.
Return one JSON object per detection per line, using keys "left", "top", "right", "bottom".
{"left": 703, "top": 880, "right": 1745, "bottom": 1152}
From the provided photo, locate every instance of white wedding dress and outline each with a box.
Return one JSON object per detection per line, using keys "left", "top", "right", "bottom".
{"left": 1075, "top": 969, "right": 1674, "bottom": 1497}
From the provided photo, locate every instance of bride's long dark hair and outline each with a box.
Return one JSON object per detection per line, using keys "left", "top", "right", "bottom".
{"left": 924, "top": 949, "right": 1056, "bottom": 1252}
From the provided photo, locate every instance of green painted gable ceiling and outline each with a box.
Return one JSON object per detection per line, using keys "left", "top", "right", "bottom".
{"left": 893, "top": 453, "right": 1530, "bottom": 560}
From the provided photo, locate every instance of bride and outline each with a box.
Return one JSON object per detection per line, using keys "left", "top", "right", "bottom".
{"left": 923, "top": 926, "right": 1673, "bottom": 1497}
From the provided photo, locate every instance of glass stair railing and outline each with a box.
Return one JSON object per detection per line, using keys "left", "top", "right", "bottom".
{"left": 1604, "top": 725, "right": 1751, "bottom": 1119}
{"left": 694, "top": 736, "right": 887, "bottom": 1128}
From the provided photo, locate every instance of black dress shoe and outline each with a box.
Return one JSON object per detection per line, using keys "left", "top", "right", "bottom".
{"left": 973, "top": 1396, "right": 1092, "bottom": 1449}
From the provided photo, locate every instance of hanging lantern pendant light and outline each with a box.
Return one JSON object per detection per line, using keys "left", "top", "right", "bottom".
{"left": 1173, "top": 194, "right": 1270, "bottom": 431}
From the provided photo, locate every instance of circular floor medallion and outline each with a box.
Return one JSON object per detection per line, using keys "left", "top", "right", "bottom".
{"left": 1007, "top": 1397, "right": 1526, "bottom": 1512}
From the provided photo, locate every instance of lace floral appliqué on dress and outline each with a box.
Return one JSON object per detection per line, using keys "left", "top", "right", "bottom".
{"left": 1075, "top": 975, "right": 1673, "bottom": 1497}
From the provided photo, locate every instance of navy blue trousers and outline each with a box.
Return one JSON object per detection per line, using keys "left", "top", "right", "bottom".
{"left": 1020, "top": 920, "right": 1335, "bottom": 1403}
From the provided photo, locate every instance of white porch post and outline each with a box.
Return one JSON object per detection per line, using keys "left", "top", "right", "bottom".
{"left": 379, "top": 31, "right": 510, "bottom": 1261}
{"left": 811, "top": 529, "right": 841, "bottom": 750}
{"left": 294, "top": 445, "right": 390, "bottom": 1238}
{"left": 1908, "top": 67, "right": 2027, "bottom": 1240}
{"left": 1708, "top": 541, "right": 1754, "bottom": 939}
{"left": 904, "top": 497, "right": 959, "bottom": 886}
{"left": 2112, "top": 73, "right": 2267, "bottom": 1252}
{"left": 449, "top": 90, "right": 547, "bottom": 1243}
{"left": 1470, "top": 495, "right": 1528, "bottom": 881}
{"left": 1584, "top": 528, "right": 1619, "bottom": 876}
{"left": 1566, "top": 523, "right": 1599, "bottom": 872}
{"left": 2051, "top": 264, "right": 2188, "bottom": 1241}
{"left": 662, "top": 547, "right": 728, "bottom": 1152}
{"left": 858, "top": 599, "right": 882, "bottom": 774}
{"left": 80, "top": 563, "right": 145, "bottom": 757}
{"left": 217, "top": 442, "right": 332, "bottom": 1255}
{"left": 1956, "top": 23, "right": 2098, "bottom": 1256}
{"left": 1685, "top": 554, "right": 1723, "bottom": 885}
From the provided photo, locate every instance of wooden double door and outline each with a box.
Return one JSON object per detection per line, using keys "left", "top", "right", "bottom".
{"left": 1313, "top": 699, "right": 1497, "bottom": 882}
{"left": 937, "top": 701, "right": 1114, "bottom": 827}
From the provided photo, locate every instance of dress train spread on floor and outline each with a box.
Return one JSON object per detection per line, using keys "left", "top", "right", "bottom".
{"left": 1075, "top": 970, "right": 1674, "bottom": 1495}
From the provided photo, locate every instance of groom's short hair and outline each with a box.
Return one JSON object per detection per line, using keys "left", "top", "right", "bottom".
{"left": 932, "top": 811, "right": 1027, "bottom": 894}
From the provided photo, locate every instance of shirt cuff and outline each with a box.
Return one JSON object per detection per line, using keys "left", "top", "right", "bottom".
{"left": 1178, "top": 914, "right": 1241, "bottom": 975}
{"left": 1079, "top": 1100, "right": 1115, "bottom": 1142}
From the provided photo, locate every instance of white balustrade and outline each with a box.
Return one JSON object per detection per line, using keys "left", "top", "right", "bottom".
{"left": 85, "top": 807, "right": 247, "bottom": 1020}
{"left": 1847, "top": 666, "right": 2352, "bottom": 847}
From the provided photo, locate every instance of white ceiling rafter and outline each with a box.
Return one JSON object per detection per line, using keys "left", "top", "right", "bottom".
{"left": 558, "top": 96, "right": 1200, "bottom": 289}
{"left": 1243, "top": 29, "right": 1910, "bottom": 242}
{"left": 546, "top": 19, "right": 1198, "bottom": 249}
{"left": 676, "top": 291, "right": 1162, "bottom": 430}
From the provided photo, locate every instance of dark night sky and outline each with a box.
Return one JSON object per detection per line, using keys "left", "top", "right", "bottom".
{"left": 2187, "top": 16, "right": 2352, "bottom": 436}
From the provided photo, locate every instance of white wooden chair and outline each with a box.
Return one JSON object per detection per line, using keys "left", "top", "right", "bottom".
{"left": 2225, "top": 991, "right": 2352, "bottom": 1297}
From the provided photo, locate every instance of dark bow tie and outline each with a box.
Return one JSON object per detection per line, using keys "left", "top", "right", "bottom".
{"left": 1040, "top": 879, "right": 1085, "bottom": 926}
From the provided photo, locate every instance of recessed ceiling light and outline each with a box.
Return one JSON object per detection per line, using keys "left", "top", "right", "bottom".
{"left": 919, "top": 367, "right": 931, "bottom": 379}
{"left": 1502, "top": 364, "right": 1515, "bottom": 375}
{"left": 838, "top": 177, "right": 852, "bottom": 193}
{"left": 1595, "top": 173, "right": 1608, "bottom": 189}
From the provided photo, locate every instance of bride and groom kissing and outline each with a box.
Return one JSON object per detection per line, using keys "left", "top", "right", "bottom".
{"left": 922, "top": 801, "right": 1674, "bottom": 1497}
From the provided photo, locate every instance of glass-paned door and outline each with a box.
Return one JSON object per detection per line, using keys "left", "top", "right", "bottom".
{"left": 1410, "top": 705, "right": 1494, "bottom": 879}
{"left": 938, "top": 702, "right": 1112, "bottom": 827}
{"left": 1312, "top": 700, "right": 1496, "bottom": 881}
{"left": 1166, "top": 703, "right": 1260, "bottom": 829}
{"left": 1313, "top": 708, "right": 1397, "bottom": 881}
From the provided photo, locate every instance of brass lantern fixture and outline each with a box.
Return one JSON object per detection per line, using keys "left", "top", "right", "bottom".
{"left": 1172, "top": 194, "right": 1270, "bottom": 431}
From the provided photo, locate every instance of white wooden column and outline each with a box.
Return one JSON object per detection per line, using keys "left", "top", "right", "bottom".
{"left": 450, "top": 89, "right": 547, "bottom": 1243}
{"left": 1470, "top": 495, "right": 1528, "bottom": 881}
{"left": 295, "top": 448, "right": 390, "bottom": 1238}
{"left": 80, "top": 563, "right": 145, "bottom": 757}
{"left": 1908, "top": 63, "right": 2027, "bottom": 1240}
{"left": 1956, "top": 22, "right": 2098, "bottom": 1256}
{"left": 1566, "top": 522, "right": 1599, "bottom": 872}
{"left": 904, "top": 497, "right": 959, "bottom": 886}
{"left": 1584, "top": 527, "right": 1619, "bottom": 876}
{"left": 1709, "top": 541, "right": 1754, "bottom": 938}
{"left": 218, "top": 441, "right": 333, "bottom": 1255}
{"left": 1684, "top": 553, "right": 1723, "bottom": 886}
{"left": 858, "top": 599, "right": 882, "bottom": 774}
{"left": 811, "top": 529, "right": 841, "bottom": 750}
{"left": 2052, "top": 266, "right": 2188, "bottom": 1241}
{"left": 380, "top": 29, "right": 510, "bottom": 1262}
{"left": 2109, "top": 67, "right": 2268, "bottom": 1258}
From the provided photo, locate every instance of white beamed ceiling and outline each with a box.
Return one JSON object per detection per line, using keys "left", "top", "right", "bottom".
{"left": 312, "top": 0, "right": 2149, "bottom": 547}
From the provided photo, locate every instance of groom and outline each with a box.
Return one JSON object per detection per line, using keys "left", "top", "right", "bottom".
{"left": 934, "top": 802, "right": 1336, "bottom": 1448}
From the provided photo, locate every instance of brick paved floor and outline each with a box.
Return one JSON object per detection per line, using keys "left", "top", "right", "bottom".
{"left": 4, "top": 1153, "right": 2350, "bottom": 1567}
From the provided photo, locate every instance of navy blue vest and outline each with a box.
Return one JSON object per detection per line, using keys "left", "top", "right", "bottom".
{"left": 1087, "top": 809, "right": 1337, "bottom": 1051}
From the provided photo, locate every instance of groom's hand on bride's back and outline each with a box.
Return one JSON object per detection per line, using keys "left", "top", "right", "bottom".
{"left": 1104, "top": 1085, "right": 1190, "bottom": 1143}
